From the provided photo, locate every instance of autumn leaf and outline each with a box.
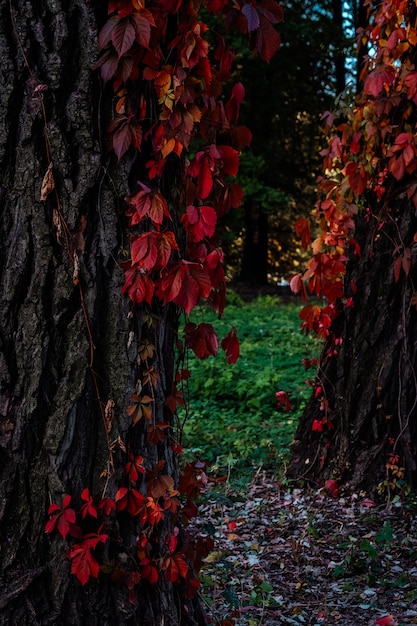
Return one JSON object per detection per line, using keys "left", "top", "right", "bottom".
{"left": 115, "top": 487, "right": 146, "bottom": 516}
{"left": 163, "top": 553, "right": 188, "bottom": 582}
{"left": 363, "top": 66, "right": 396, "bottom": 96}
{"left": 121, "top": 265, "right": 154, "bottom": 305}
{"left": 132, "top": 9, "right": 155, "bottom": 48}
{"left": 242, "top": 3, "right": 260, "bottom": 32}
{"left": 225, "top": 82, "right": 245, "bottom": 124}
{"left": 131, "top": 231, "right": 179, "bottom": 271}
{"left": 140, "top": 558, "right": 159, "bottom": 584}
{"left": 45, "top": 495, "right": 79, "bottom": 540}
{"left": 220, "top": 327, "right": 240, "bottom": 364}
{"left": 181, "top": 204, "right": 217, "bottom": 241}
{"left": 157, "top": 260, "right": 212, "bottom": 314}
{"left": 80, "top": 488, "right": 98, "bottom": 520}
{"left": 216, "top": 145, "right": 240, "bottom": 177}
{"left": 184, "top": 322, "right": 218, "bottom": 359}
{"left": 68, "top": 532, "right": 108, "bottom": 586}
{"left": 325, "top": 479, "right": 339, "bottom": 498}
{"left": 138, "top": 338, "right": 155, "bottom": 360}
{"left": 125, "top": 454, "right": 146, "bottom": 482}
{"left": 126, "top": 183, "right": 170, "bottom": 226}
{"left": 147, "top": 422, "right": 170, "bottom": 445}
{"left": 375, "top": 615, "right": 397, "bottom": 626}
{"left": 276, "top": 390, "right": 291, "bottom": 412}
{"left": 126, "top": 393, "right": 154, "bottom": 423}
{"left": 40, "top": 162, "right": 55, "bottom": 201}
{"left": 255, "top": 14, "right": 281, "bottom": 62}
{"left": 345, "top": 161, "right": 368, "bottom": 195}
{"left": 294, "top": 217, "right": 311, "bottom": 250}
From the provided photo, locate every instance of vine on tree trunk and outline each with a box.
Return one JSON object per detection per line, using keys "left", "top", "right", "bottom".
{"left": 290, "top": 0, "right": 417, "bottom": 489}
{"left": 31, "top": 0, "right": 283, "bottom": 612}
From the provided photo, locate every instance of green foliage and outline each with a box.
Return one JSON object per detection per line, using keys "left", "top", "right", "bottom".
{"left": 219, "top": 0, "right": 350, "bottom": 280}
{"left": 181, "top": 296, "right": 320, "bottom": 471}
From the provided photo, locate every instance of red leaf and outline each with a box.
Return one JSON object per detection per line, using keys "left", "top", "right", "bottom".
{"left": 181, "top": 205, "right": 217, "bottom": 241}
{"left": 112, "top": 18, "right": 136, "bottom": 58}
{"left": 225, "top": 82, "right": 245, "bottom": 124}
{"left": 185, "top": 322, "right": 218, "bottom": 359}
{"left": 68, "top": 533, "right": 107, "bottom": 586}
{"left": 163, "top": 553, "right": 188, "bottom": 582}
{"left": 217, "top": 145, "right": 240, "bottom": 177}
{"left": 402, "top": 247, "right": 411, "bottom": 276}
{"left": 375, "top": 616, "right": 396, "bottom": 626}
{"left": 220, "top": 327, "right": 240, "bottom": 364}
{"left": 94, "top": 48, "right": 119, "bottom": 83}
{"left": 242, "top": 2, "right": 260, "bottom": 31}
{"left": 157, "top": 261, "right": 211, "bottom": 314}
{"left": 393, "top": 255, "right": 402, "bottom": 283}
{"left": 80, "top": 488, "right": 98, "bottom": 520}
{"left": 312, "top": 419, "right": 324, "bottom": 432}
{"left": 325, "top": 479, "right": 339, "bottom": 498}
{"left": 294, "top": 218, "right": 311, "bottom": 250}
{"left": 122, "top": 265, "right": 154, "bottom": 305}
{"left": 197, "top": 156, "right": 213, "bottom": 199}
{"left": 110, "top": 117, "right": 132, "bottom": 160}
{"left": 98, "top": 497, "right": 116, "bottom": 516}
{"left": 364, "top": 66, "right": 396, "bottom": 97}
{"left": 131, "top": 231, "right": 179, "bottom": 271}
{"left": 98, "top": 15, "right": 119, "bottom": 49}
{"left": 115, "top": 487, "right": 146, "bottom": 516}
{"left": 132, "top": 10, "right": 155, "bottom": 48}
{"left": 125, "top": 455, "right": 146, "bottom": 482}
{"left": 140, "top": 558, "right": 159, "bottom": 584}
{"left": 126, "top": 184, "right": 170, "bottom": 227}
{"left": 276, "top": 390, "right": 291, "bottom": 412}
{"left": 45, "top": 496, "right": 78, "bottom": 540}
{"left": 256, "top": 15, "right": 281, "bottom": 62}
{"left": 259, "top": 0, "right": 284, "bottom": 24}
{"left": 345, "top": 161, "right": 368, "bottom": 195}
{"left": 230, "top": 183, "right": 244, "bottom": 208}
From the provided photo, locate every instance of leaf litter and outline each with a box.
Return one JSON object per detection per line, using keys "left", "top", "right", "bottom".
{"left": 192, "top": 471, "right": 417, "bottom": 625}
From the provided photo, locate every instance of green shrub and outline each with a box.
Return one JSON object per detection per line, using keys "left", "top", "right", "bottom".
{"left": 180, "top": 295, "right": 321, "bottom": 473}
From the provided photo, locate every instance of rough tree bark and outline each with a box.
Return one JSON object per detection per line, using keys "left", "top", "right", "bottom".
{"left": 0, "top": 2, "right": 206, "bottom": 624}
{"left": 288, "top": 196, "right": 417, "bottom": 495}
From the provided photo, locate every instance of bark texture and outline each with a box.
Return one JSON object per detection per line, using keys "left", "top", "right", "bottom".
{"left": 0, "top": 2, "right": 205, "bottom": 624}
{"left": 288, "top": 196, "right": 417, "bottom": 495}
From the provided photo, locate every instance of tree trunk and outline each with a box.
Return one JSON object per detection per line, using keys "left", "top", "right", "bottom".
{"left": 0, "top": 2, "right": 206, "bottom": 624}
{"left": 287, "top": 196, "right": 417, "bottom": 496}
{"left": 239, "top": 202, "right": 269, "bottom": 285}
{"left": 332, "top": 0, "right": 346, "bottom": 94}
{"left": 355, "top": 0, "right": 368, "bottom": 91}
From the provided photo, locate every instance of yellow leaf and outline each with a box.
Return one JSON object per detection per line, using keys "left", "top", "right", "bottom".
{"left": 203, "top": 551, "right": 223, "bottom": 563}
{"left": 40, "top": 162, "right": 55, "bottom": 201}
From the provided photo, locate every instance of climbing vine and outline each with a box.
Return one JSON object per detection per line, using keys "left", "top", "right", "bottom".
{"left": 291, "top": 0, "right": 417, "bottom": 438}
{"left": 41, "top": 0, "right": 282, "bottom": 611}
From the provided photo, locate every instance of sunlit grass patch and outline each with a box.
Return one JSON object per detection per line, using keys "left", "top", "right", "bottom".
{"left": 180, "top": 294, "right": 321, "bottom": 474}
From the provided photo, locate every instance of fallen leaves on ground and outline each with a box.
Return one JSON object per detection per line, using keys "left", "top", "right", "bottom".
{"left": 192, "top": 471, "right": 417, "bottom": 625}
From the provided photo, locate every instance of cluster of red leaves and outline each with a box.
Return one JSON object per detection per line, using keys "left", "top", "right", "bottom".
{"left": 98, "top": 0, "right": 282, "bottom": 352}
{"left": 291, "top": 0, "right": 417, "bottom": 338}
{"left": 45, "top": 459, "right": 211, "bottom": 592}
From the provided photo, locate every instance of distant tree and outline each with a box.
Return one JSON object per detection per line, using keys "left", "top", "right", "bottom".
{"left": 288, "top": 0, "right": 417, "bottom": 496}
{"left": 227, "top": 0, "right": 351, "bottom": 284}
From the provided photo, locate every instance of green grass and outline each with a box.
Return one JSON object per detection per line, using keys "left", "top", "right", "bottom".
{"left": 179, "top": 294, "right": 321, "bottom": 475}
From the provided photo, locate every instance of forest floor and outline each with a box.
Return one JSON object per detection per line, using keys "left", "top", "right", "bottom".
{"left": 194, "top": 470, "right": 417, "bottom": 626}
